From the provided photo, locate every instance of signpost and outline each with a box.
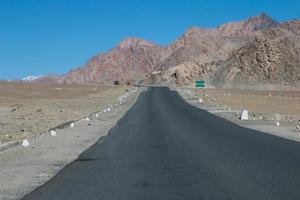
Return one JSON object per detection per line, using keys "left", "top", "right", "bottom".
{"left": 195, "top": 80, "right": 205, "bottom": 100}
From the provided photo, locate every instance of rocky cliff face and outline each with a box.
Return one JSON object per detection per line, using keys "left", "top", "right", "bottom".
{"left": 213, "top": 28, "right": 300, "bottom": 86}
{"left": 39, "top": 13, "right": 300, "bottom": 87}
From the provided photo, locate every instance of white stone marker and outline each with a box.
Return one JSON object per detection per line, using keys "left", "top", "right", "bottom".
{"left": 70, "top": 123, "right": 75, "bottom": 128}
{"left": 22, "top": 139, "right": 30, "bottom": 147}
{"left": 296, "top": 120, "right": 300, "bottom": 131}
{"left": 276, "top": 122, "right": 280, "bottom": 127}
{"left": 241, "top": 110, "right": 249, "bottom": 120}
{"left": 50, "top": 130, "right": 57, "bottom": 136}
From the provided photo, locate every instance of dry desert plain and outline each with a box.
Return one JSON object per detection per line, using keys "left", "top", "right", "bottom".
{"left": 202, "top": 88, "right": 300, "bottom": 121}
{"left": 1, "top": 82, "right": 300, "bottom": 146}
{"left": 0, "top": 81, "right": 130, "bottom": 144}
{"left": 177, "top": 86, "right": 300, "bottom": 125}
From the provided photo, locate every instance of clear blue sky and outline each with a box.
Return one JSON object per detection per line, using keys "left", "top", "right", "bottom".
{"left": 0, "top": 0, "right": 299, "bottom": 79}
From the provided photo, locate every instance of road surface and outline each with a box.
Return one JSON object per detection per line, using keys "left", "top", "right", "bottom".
{"left": 23, "top": 87, "right": 300, "bottom": 200}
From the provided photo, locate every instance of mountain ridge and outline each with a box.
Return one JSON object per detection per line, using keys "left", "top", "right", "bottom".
{"left": 38, "top": 13, "right": 300, "bottom": 88}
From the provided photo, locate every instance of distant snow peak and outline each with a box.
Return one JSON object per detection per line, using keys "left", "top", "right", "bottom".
{"left": 22, "top": 75, "right": 44, "bottom": 82}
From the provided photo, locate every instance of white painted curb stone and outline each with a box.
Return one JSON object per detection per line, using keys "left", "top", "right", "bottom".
{"left": 70, "top": 123, "right": 75, "bottom": 128}
{"left": 198, "top": 98, "right": 203, "bottom": 103}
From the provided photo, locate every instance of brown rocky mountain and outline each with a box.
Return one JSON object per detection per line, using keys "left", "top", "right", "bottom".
{"left": 39, "top": 13, "right": 300, "bottom": 88}
{"left": 161, "top": 12, "right": 279, "bottom": 68}
{"left": 217, "top": 12, "right": 279, "bottom": 36}
{"left": 51, "top": 38, "right": 164, "bottom": 84}
{"left": 153, "top": 14, "right": 300, "bottom": 87}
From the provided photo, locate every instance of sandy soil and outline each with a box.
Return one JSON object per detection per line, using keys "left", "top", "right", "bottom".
{"left": 0, "top": 81, "right": 130, "bottom": 143}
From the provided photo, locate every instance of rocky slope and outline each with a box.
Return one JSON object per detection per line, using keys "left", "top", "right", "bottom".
{"left": 39, "top": 13, "right": 300, "bottom": 87}
{"left": 155, "top": 15, "right": 300, "bottom": 87}
{"left": 212, "top": 28, "right": 300, "bottom": 87}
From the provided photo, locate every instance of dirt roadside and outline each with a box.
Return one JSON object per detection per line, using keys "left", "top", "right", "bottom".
{"left": 0, "top": 85, "right": 142, "bottom": 200}
{"left": 175, "top": 87, "right": 300, "bottom": 143}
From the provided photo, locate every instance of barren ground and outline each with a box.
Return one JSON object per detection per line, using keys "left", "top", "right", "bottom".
{"left": 189, "top": 88, "right": 300, "bottom": 121}
{"left": 0, "top": 86, "right": 140, "bottom": 200}
{"left": 0, "top": 81, "right": 129, "bottom": 143}
{"left": 176, "top": 87, "right": 300, "bottom": 143}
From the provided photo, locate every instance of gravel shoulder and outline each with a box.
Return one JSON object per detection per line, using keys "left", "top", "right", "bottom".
{"left": 175, "top": 87, "right": 300, "bottom": 143}
{"left": 0, "top": 87, "right": 141, "bottom": 200}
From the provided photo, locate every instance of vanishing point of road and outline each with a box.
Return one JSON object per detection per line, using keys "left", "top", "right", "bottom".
{"left": 23, "top": 87, "right": 300, "bottom": 200}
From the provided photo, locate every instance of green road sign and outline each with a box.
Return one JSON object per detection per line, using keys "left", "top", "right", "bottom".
{"left": 196, "top": 80, "right": 205, "bottom": 88}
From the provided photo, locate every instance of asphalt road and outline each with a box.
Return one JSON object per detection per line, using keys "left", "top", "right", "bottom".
{"left": 23, "top": 87, "right": 300, "bottom": 200}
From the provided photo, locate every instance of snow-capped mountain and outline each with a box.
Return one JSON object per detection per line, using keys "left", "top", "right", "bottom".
{"left": 22, "top": 75, "right": 44, "bottom": 82}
